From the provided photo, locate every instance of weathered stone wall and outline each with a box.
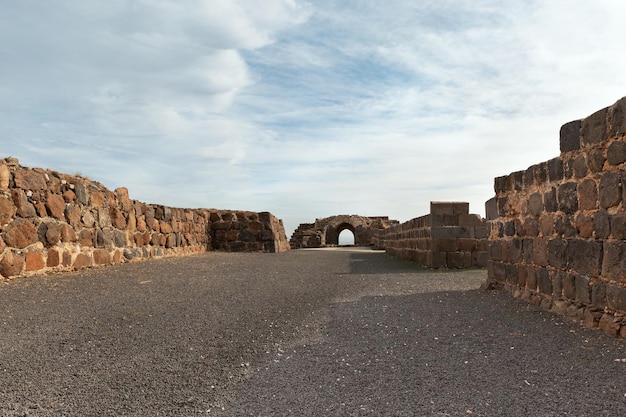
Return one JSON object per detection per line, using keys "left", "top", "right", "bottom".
{"left": 375, "top": 202, "right": 489, "bottom": 268}
{"left": 487, "top": 96, "right": 626, "bottom": 338}
{"left": 0, "top": 158, "right": 289, "bottom": 279}
{"left": 290, "top": 215, "right": 398, "bottom": 248}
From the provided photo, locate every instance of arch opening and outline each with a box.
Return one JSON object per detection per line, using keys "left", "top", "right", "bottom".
{"left": 338, "top": 229, "right": 355, "bottom": 246}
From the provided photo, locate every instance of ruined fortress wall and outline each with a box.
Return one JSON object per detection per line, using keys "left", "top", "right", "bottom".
{"left": 376, "top": 202, "right": 489, "bottom": 268}
{"left": 0, "top": 158, "right": 289, "bottom": 279}
{"left": 487, "top": 96, "right": 626, "bottom": 337}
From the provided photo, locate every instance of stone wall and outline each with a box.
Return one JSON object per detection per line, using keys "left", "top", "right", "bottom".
{"left": 487, "top": 96, "right": 626, "bottom": 338}
{"left": 376, "top": 202, "right": 489, "bottom": 268}
{"left": 0, "top": 158, "right": 289, "bottom": 279}
{"left": 290, "top": 215, "right": 398, "bottom": 248}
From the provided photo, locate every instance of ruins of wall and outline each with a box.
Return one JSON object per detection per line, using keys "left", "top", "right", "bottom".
{"left": 487, "top": 96, "right": 626, "bottom": 338}
{"left": 290, "top": 215, "right": 398, "bottom": 248}
{"left": 0, "top": 158, "right": 289, "bottom": 279}
{"left": 377, "top": 202, "right": 489, "bottom": 268}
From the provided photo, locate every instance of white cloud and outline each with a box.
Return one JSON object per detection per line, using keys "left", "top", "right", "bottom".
{"left": 2, "top": 0, "right": 626, "bottom": 237}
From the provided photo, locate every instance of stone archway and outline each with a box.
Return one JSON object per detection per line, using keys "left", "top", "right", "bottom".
{"left": 290, "top": 215, "right": 398, "bottom": 248}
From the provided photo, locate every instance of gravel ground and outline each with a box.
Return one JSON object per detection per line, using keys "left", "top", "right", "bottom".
{"left": 1, "top": 248, "right": 625, "bottom": 416}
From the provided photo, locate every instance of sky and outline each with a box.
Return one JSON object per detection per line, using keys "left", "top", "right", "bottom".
{"left": 2, "top": 1, "right": 626, "bottom": 238}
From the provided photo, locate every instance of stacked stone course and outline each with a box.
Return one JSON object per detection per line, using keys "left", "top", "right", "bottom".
{"left": 377, "top": 202, "right": 489, "bottom": 268}
{"left": 0, "top": 158, "right": 289, "bottom": 279}
{"left": 487, "top": 96, "right": 626, "bottom": 338}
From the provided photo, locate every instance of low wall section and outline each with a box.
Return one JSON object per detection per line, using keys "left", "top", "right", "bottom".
{"left": 375, "top": 202, "right": 489, "bottom": 268}
{"left": 0, "top": 158, "right": 289, "bottom": 279}
{"left": 487, "top": 96, "right": 626, "bottom": 338}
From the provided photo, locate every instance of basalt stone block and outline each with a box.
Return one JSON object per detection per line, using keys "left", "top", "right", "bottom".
{"left": 577, "top": 179, "right": 598, "bottom": 211}
{"left": 548, "top": 238, "right": 567, "bottom": 269}
{"left": 3, "top": 218, "right": 38, "bottom": 249}
{"left": 431, "top": 226, "right": 472, "bottom": 239}
{"left": 0, "top": 251, "right": 25, "bottom": 277}
{"left": 557, "top": 182, "right": 578, "bottom": 213}
{"left": 488, "top": 240, "right": 503, "bottom": 261}
{"left": 65, "top": 204, "right": 81, "bottom": 228}
{"left": 581, "top": 107, "right": 608, "bottom": 147}
{"left": 517, "top": 265, "right": 528, "bottom": 288}
{"left": 0, "top": 164, "right": 9, "bottom": 191}
{"left": 89, "top": 191, "right": 105, "bottom": 208}
{"left": 504, "top": 221, "right": 516, "bottom": 237}
{"left": 533, "top": 237, "right": 548, "bottom": 266}
{"left": 607, "top": 141, "right": 626, "bottom": 166}
{"left": 0, "top": 195, "right": 15, "bottom": 226}
{"left": 113, "top": 229, "right": 126, "bottom": 247}
{"left": 24, "top": 252, "right": 46, "bottom": 272}
{"left": 472, "top": 252, "right": 488, "bottom": 267}
{"left": 79, "top": 229, "right": 96, "bottom": 247}
{"left": 73, "top": 253, "right": 92, "bottom": 270}
{"left": 74, "top": 182, "right": 89, "bottom": 205}
{"left": 575, "top": 214, "right": 593, "bottom": 239}
{"left": 552, "top": 271, "right": 564, "bottom": 298}
{"left": 575, "top": 274, "right": 591, "bottom": 304}
{"left": 610, "top": 212, "right": 626, "bottom": 240}
{"left": 573, "top": 155, "right": 588, "bottom": 178}
{"left": 492, "top": 175, "right": 511, "bottom": 194}
{"left": 587, "top": 148, "right": 606, "bottom": 173}
{"left": 523, "top": 217, "right": 539, "bottom": 237}
{"left": 599, "top": 171, "right": 621, "bottom": 208}
{"left": 47, "top": 249, "right": 60, "bottom": 267}
{"left": 45, "top": 222, "right": 61, "bottom": 246}
{"left": 526, "top": 266, "right": 537, "bottom": 291}
{"left": 485, "top": 198, "right": 498, "bottom": 221}
{"left": 502, "top": 263, "right": 517, "bottom": 285}
{"left": 548, "top": 158, "right": 564, "bottom": 182}
{"left": 166, "top": 234, "right": 177, "bottom": 248}
{"left": 560, "top": 120, "right": 581, "bottom": 152}
{"left": 528, "top": 192, "right": 544, "bottom": 217}
{"left": 512, "top": 171, "right": 524, "bottom": 191}
{"left": 524, "top": 165, "right": 537, "bottom": 187}
{"left": 544, "top": 187, "right": 557, "bottom": 213}
{"left": 60, "top": 224, "right": 76, "bottom": 242}
{"left": 507, "top": 239, "right": 523, "bottom": 263}
{"left": 497, "top": 197, "right": 508, "bottom": 217}
{"left": 593, "top": 210, "right": 611, "bottom": 239}
{"left": 475, "top": 226, "right": 489, "bottom": 240}
{"left": 11, "top": 189, "right": 37, "bottom": 218}
{"left": 14, "top": 169, "right": 46, "bottom": 191}
{"left": 562, "top": 273, "right": 576, "bottom": 300}
{"left": 45, "top": 193, "right": 66, "bottom": 220}
{"left": 555, "top": 215, "right": 577, "bottom": 238}
{"left": 537, "top": 268, "right": 552, "bottom": 295}
{"left": 567, "top": 239, "right": 603, "bottom": 277}
{"left": 610, "top": 96, "right": 626, "bottom": 136}
{"left": 93, "top": 249, "right": 111, "bottom": 265}
{"left": 539, "top": 214, "right": 555, "bottom": 237}
{"left": 523, "top": 238, "right": 534, "bottom": 263}
{"left": 606, "top": 284, "right": 626, "bottom": 312}
{"left": 592, "top": 281, "right": 607, "bottom": 309}
{"left": 602, "top": 241, "right": 626, "bottom": 281}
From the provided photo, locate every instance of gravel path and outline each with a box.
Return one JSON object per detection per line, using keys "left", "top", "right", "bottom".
{"left": 1, "top": 248, "right": 625, "bottom": 416}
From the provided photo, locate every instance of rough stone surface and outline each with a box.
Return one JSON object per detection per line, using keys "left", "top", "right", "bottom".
{"left": 607, "top": 140, "right": 626, "bottom": 165}
{"left": 14, "top": 169, "right": 47, "bottom": 191}
{"left": 599, "top": 171, "right": 621, "bottom": 208}
{"left": 577, "top": 179, "right": 598, "bottom": 211}
{"left": 489, "top": 97, "right": 626, "bottom": 339}
{"left": 11, "top": 189, "right": 37, "bottom": 218}
{"left": 25, "top": 252, "right": 45, "bottom": 272}
{"left": 0, "top": 163, "right": 9, "bottom": 190}
{"left": 0, "top": 195, "right": 15, "bottom": 226}
{"left": 45, "top": 193, "right": 66, "bottom": 220}
{"left": 3, "top": 219, "right": 38, "bottom": 249}
{"left": 0, "top": 251, "right": 24, "bottom": 277}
